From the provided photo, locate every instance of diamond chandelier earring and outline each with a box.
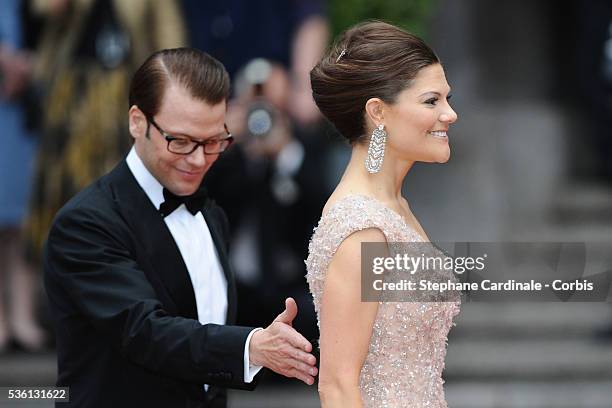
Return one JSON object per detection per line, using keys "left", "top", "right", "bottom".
{"left": 365, "top": 124, "right": 387, "bottom": 174}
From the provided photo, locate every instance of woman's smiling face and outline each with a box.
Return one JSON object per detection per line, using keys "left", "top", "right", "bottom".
{"left": 383, "top": 63, "right": 458, "bottom": 164}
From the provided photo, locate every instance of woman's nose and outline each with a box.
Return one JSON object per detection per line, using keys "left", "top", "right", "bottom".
{"left": 440, "top": 106, "right": 458, "bottom": 124}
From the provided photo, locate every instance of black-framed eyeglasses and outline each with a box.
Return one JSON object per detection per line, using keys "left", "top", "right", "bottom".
{"left": 147, "top": 117, "right": 234, "bottom": 155}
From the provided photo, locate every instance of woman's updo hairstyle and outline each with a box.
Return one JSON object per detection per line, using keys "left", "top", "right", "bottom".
{"left": 310, "top": 21, "right": 439, "bottom": 144}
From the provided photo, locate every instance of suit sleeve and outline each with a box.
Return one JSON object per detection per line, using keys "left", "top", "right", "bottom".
{"left": 44, "top": 204, "right": 255, "bottom": 390}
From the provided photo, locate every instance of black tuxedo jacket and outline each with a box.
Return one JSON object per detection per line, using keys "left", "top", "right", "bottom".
{"left": 44, "top": 160, "right": 258, "bottom": 408}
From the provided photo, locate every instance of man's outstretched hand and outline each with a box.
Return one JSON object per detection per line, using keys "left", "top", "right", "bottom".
{"left": 249, "top": 298, "right": 318, "bottom": 385}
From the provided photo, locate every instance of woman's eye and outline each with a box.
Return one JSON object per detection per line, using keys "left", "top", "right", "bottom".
{"left": 425, "top": 98, "right": 438, "bottom": 105}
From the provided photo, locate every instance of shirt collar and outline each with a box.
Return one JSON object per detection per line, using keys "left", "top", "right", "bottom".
{"left": 126, "top": 146, "right": 165, "bottom": 210}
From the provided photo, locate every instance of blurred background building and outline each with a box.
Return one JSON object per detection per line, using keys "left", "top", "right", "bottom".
{"left": 1, "top": 0, "right": 612, "bottom": 407}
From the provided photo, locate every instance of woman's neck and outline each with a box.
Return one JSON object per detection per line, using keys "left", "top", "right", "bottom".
{"left": 338, "top": 144, "right": 413, "bottom": 203}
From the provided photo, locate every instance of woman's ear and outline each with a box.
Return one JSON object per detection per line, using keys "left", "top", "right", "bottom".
{"left": 364, "top": 98, "right": 385, "bottom": 128}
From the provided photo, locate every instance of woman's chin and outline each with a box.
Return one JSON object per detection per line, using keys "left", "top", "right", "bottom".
{"left": 437, "top": 155, "right": 450, "bottom": 164}
{"left": 432, "top": 147, "right": 451, "bottom": 163}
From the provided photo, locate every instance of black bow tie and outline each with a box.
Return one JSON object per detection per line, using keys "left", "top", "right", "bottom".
{"left": 159, "top": 186, "right": 209, "bottom": 217}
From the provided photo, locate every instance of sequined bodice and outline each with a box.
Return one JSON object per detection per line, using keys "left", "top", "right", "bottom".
{"left": 305, "top": 195, "right": 460, "bottom": 408}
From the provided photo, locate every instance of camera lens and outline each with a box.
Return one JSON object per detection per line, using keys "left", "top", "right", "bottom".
{"left": 247, "top": 105, "right": 273, "bottom": 136}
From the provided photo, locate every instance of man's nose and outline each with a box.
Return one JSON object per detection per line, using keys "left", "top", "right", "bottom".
{"left": 185, "top": 145, "right": 207, "bottom": 167}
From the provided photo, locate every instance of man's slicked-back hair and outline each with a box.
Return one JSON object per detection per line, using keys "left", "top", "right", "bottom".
{"left": 129, "top": 47, "right": 230, "bottom": 118}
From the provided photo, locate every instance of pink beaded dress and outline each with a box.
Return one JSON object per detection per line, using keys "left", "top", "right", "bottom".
{"left": 305, "top": 195, "right": 460, "bottom": 407}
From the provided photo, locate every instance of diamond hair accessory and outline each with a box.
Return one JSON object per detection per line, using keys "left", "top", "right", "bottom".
{"left": 336, "top": 48, "right": 347, "bottom": 63}
{"left": 365, "top": 124, "right": 386, "bottom": 174}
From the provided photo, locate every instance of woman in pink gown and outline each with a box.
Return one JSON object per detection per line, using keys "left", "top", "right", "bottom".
{"left": 306, "top": 21, "right": 460, "bottom": 407}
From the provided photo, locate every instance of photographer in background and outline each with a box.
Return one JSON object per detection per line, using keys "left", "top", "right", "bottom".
{"left": 183, "top": 0, "right": 332, "bottom": 345}
{"left": 205, "top": 58, "right": 330, "bottom": 344}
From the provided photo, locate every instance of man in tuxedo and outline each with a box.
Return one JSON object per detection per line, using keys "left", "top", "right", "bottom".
{"left": 43, "top": 48, "right": 317, "bottom": 408}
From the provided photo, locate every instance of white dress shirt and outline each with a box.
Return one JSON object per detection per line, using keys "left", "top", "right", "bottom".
{"left": 126, "top": 147, "right": 261, "bottom": 386}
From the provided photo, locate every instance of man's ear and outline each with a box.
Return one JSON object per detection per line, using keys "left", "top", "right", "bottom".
{"left": 364, "top": 98, "right": 385, "bottom": 129}
{"left": 128, "top": 105, "right": 146, "bottom": 140}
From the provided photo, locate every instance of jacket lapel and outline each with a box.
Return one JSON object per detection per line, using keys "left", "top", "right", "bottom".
{"left": 202, "top": 204, "right": 238, "bottom": 325}
{"left": 105, "top": 161, "right": 199, "bottom": 320}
